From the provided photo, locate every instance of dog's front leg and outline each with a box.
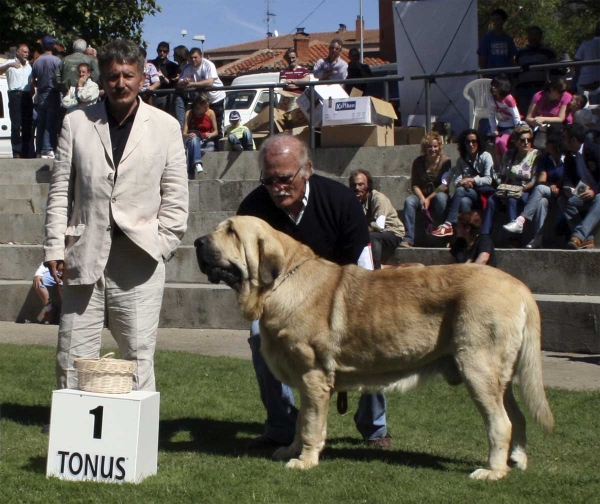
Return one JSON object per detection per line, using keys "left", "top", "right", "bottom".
{"left": 273, "top": 370, "right": 331, "bottom": 469}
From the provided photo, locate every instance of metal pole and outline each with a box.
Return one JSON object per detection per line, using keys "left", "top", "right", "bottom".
{"left": 383, "top": 81, "right": 389, "bottom": 103}
{"left": 359, "top": 0, "right": 364, "bottom": 63}
{"left": 268, "top": 87, "right": 275, "bottom": 136}
{"left": 424, "top": 79, "right": 432, "bottom": 133}
{"left": 309, "top": 85, "right": 315, "bottom": 149}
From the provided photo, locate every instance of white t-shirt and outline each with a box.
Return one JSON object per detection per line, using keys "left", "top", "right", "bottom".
{"left": 179, "top": 58, "right": 226, "bottom": 104}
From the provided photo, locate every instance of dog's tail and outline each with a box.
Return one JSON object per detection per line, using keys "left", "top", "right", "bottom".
{"left": 516, "top": 293, "right": 554, "bottom": 433}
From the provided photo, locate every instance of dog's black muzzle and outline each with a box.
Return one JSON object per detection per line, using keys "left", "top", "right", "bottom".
{"left": 194, "top": 235, "right": 242, "bottom": 289}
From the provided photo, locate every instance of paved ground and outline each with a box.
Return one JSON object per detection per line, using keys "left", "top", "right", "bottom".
{"left": 0, "top": 321, "right": 598, "bottom": 391}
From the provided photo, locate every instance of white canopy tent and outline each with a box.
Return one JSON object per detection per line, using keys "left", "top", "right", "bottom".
{"left": 393, "top": 0, "right": 479, "bottom": 132}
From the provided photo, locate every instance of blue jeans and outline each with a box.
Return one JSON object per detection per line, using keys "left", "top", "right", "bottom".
{"left": 35, "top": 90, "right": 61, "bottom": 155}
{"left": 403, "top": 193, "right": 448, "bottom": 245}
{"left": 228, "top": 130, "right": 254, "bottom": 151}
{"left": 185, "top": 136, "right": 214, "bottom": 178}
{"left": 558, "top": 193, "right": 600, "bottom": 242}
{"left": 172, "top": 94, "right": 186, "bottom": 129}
{"left": 446, "top": 187, "right": 479, "bottom": 224}
{"left": 521, "top": 185, "right": 553, "bottom": 236}
{"left": 248, "top": 321, "right": 387, "bottom": 443}
{"left": 482, "top": 192, "right": 530, "bottom": 235}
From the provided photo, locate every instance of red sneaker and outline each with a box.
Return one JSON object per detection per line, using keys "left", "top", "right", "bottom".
{"left": 431, "top": 224, "right": 453, "bottom": 237}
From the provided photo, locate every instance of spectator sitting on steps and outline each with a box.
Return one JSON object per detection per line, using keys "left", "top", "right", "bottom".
{"left": 33, "top": 262, "right": 63, "bottom": 324}
{"left": 224, "top": 111, "right": 255, "bottom": 151}
{"left": 349, "top": 169, "right": 406, "bottom": 269}
{"left": 450, "top": 211, "right": 497, "bottom": 267}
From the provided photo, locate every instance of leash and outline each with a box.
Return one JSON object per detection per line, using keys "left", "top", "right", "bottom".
{"left": 271, "top": 257, "right": 314, "bottom": 292}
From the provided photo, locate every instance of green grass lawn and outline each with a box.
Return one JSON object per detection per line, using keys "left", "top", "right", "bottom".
{"left": 0, "top": 344, "right": 598, "bottom": 504}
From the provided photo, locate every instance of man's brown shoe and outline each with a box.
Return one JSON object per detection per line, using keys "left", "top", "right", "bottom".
{"left": 567, "top": 237, "right": 594, "bottom": 250}
{"left": 366, "top": 433, "right": 391, "bottom": 449}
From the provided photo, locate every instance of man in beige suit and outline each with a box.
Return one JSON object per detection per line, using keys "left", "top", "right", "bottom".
{"left": 44, "top": 39, "right": 189, "bottom": 391}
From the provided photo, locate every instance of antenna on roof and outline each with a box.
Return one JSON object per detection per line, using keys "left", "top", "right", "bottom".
{"left": 266, "top": 0, "right": 277, "bottom": 48}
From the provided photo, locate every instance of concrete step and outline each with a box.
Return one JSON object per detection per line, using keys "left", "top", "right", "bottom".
{"left": 4, "top": 244, "right": 600, "bottom": 295}
{"left": 392, "top": 247, "right": 600, "bottom": 296}
{"left": 1, "top": 279, "right": 597, "bottom": 354}
{"left": 0, "top": 145, "right": 461, "bottom": 182}
{"left": 0, "top": 211, "right": 235, "bottom": 245}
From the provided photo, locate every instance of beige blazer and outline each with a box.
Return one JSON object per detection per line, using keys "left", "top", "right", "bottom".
{"left": 44, "top": 99, "right": 189, "bottom": 285}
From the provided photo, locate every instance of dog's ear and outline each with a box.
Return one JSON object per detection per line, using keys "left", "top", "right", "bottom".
{"left": 258, "top": 236, "right": 285, "bottom": 285}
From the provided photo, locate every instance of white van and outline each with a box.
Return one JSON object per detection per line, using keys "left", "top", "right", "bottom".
{"left": 224, "top": 72, "right": 282, "bottom": 126}
{"left": 0, "top": 78, "right": 12, "bottom": 158}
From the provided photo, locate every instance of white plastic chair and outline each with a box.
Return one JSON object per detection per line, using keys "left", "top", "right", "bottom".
{"left": 463, "top": 78, "right": 492, "bottom": 129}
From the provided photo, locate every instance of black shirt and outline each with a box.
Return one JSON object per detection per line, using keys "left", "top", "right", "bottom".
{"left": 450, "top": 234, "right": 497, "bottom": 267}
{"left": 237, "top": 174, "right": 369, "bottom": 266}
{"left": 106, "top": 100, "right": 139, "bottom": 171}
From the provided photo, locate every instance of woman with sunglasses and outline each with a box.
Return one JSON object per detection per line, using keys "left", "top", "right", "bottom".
{"left": 432, "top": 129, "right": 494, "bottom": 238}
{"left": 481, "top": 125, "right": 539, "bottom": 236}
{"left": 503, "top": 127, "right": 566, "bottom": 248}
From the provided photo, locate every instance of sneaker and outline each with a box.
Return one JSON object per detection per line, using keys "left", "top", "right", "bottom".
{"left": 232, "top": 144, "right": 244, "bottom": 152}
{"left": 195, "top": 162, "right": 203, "bottom": 173}
{"left": 525, "top": 235, "right": 543, "bottom": 249}
{"left": 366, "top": 433, "right": 392, "bottom": 450}
{"left": 431, "top": 223, "right": 453, "bottom": 237}
{"left": 41, "top": 151, "right": 55, "bottom": 159}
{"left": 399, "top": 241, "right": 412, "bottom": 248}
{"left": 503, "top": 219, "right": 524, "bottom": 234}
{"left": 567, "top": 236, "right": 594, "bottom": 250}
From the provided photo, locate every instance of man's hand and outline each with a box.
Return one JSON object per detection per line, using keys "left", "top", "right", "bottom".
{"left": 550, "top": 184, "right": 560, "bottom": 195}
{"left": 580, "top": 189, "right": 596, "bottom": 201}
{"left": 45, "top": 260, "right": 64, "bottom": 285}
{"left": 33, "top": 275, "right": 43, "bottom": 290}
{"left": 77, "top": 76, "right": 87, "bottom": 87}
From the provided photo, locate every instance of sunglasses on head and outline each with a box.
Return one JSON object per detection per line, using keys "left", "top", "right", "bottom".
{"left": 260, "top": 166, "right": 303, "bottom": 187}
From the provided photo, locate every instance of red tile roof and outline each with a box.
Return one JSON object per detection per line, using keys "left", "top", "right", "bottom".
{"left": 207, "top": 28, "right": 381, "bottom": 57}
{"left": 217, "top": 40, "right": 389, "bottom": 77}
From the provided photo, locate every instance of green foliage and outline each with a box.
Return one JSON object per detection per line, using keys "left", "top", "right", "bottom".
{"left": 478, "top": 0, "right": 600, "bottom": 57}
{"left": 0, "top": 0, "right": 161, "bottom": 52}
{"left": 1, "top": 344, "right": 599, "bottom": 504}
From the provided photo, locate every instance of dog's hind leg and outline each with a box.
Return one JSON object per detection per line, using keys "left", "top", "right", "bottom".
{"left": 458, "top": 353, "right": 512, "bottom": 480}
{"left": 273, "top": 370, "right": 331, "bottom": 469}
{"left": 504, "top": 383, "right": 527, "bottom": 470}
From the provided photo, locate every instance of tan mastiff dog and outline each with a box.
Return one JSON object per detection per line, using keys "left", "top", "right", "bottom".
{"left": 195, "top": 216, "right": 554, "bottom": 480}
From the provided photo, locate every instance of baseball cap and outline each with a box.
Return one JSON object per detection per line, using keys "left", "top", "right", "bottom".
{"left": 229, "top": 111, "right": 241, "bottom": 122}
{"left": 42, "top": 36, "right": 56, "bottom": 47}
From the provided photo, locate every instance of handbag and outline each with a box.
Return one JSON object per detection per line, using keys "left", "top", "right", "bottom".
{"left": 533, "top": 128, "right": 548, "bottom": 150}
{"left": 496, "top": 183, "right": 523, "bottom": 199}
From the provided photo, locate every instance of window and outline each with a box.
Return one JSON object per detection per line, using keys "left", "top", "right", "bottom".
{"left": 225, "top": 90, "right": 257, "bottom": 110}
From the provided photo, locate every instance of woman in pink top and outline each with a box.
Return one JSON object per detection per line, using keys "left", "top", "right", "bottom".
{"left": 526, "top": 76, "right": 573, "bottom": 129}
{"left": 488, "top": 75, "right": 522, "bottom": 160}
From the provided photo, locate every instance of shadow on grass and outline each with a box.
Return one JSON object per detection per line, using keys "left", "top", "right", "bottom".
{"left": 23, "top": 456, "right": 47, "bottom": 475}
{"left": 159, "top": 418, "right": 475, "bottom": 471}
{"left": 0, "top": 403, "right": 50, "bottom": 426}
{"left": 159, "top": 417, "right": 264, "bottom": 457}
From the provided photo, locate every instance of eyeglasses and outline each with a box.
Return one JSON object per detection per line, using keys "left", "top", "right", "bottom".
{"left": 158, "top": 49, "right": 168, "bottom": 54}
{"left": 519, "top": 137, "right": 532, "bottom": 144}
{"left": 260, "top": 166, "right": 302, "bottom": 187}
{"left": 465, "top": 139, "right": 479, "bottom": 144}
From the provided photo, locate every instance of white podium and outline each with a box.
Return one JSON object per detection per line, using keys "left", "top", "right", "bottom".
{"left": 46, "top": 389, "right": 160, "bottom": 484}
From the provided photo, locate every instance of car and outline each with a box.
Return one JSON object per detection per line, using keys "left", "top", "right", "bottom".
{"left": 224, "top": 72, "right": 283, "bottom": 126}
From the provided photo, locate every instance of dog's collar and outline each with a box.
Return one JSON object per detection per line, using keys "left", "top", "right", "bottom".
{"left": 272, "top": 257, "right": 314, "bottom": 292}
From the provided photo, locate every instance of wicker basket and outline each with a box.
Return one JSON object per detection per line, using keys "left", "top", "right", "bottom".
{"left": 74, "top": 352, "right": 137, "bottom": 394}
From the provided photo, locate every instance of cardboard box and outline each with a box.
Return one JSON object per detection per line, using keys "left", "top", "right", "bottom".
{"left": 277, "top": 90, "right": 300, "bottom": 112}
{"left": 321, "top": 124, "right": 394, "bottom": 148}
{"left": 243, "top": 106, "right": 286, "bottom": 133}
{"left": 394, "top": 126, "right": 425, "bottom": 145}
{"left": 296, "top": 84, "right": 348, "bottom": 127}
{"left": 322, "top": 96, "right": 397, "bottom": 127}
{"left": 285, "top": 106, "right": 309, "bottom": 128}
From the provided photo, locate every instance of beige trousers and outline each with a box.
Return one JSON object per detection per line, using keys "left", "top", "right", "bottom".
{"left": 56, "top": 233, "right": 166, "bottom": 391}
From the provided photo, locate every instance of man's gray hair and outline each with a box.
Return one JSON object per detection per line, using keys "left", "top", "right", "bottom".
{"left": 73, "top": 39, "right": 87, "bottom": 53}
{"left": 258, "top": 135, "right": 311, "bottom": 175}
{"left": 98, "top": 39, "right": 144, "bottom": 77}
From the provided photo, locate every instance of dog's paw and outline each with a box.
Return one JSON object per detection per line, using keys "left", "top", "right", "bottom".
{"left": 508, "top": 449, "right": 528, "bottom": 471}
{"left": 469, "top": 468, "right": 509, "bottom": 480}
{"left": 285, "top": 458, "right": 317, "bottom": 470}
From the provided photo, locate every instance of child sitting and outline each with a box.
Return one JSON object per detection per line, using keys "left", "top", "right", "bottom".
{"left": 33, "top": 262, "right": 63, "bottom": 324}
{"left": 224, "top": 111, "right": 255, "bottom": 151}
{"left": 488, "top": 75, "right": 522, "bottom": 160}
